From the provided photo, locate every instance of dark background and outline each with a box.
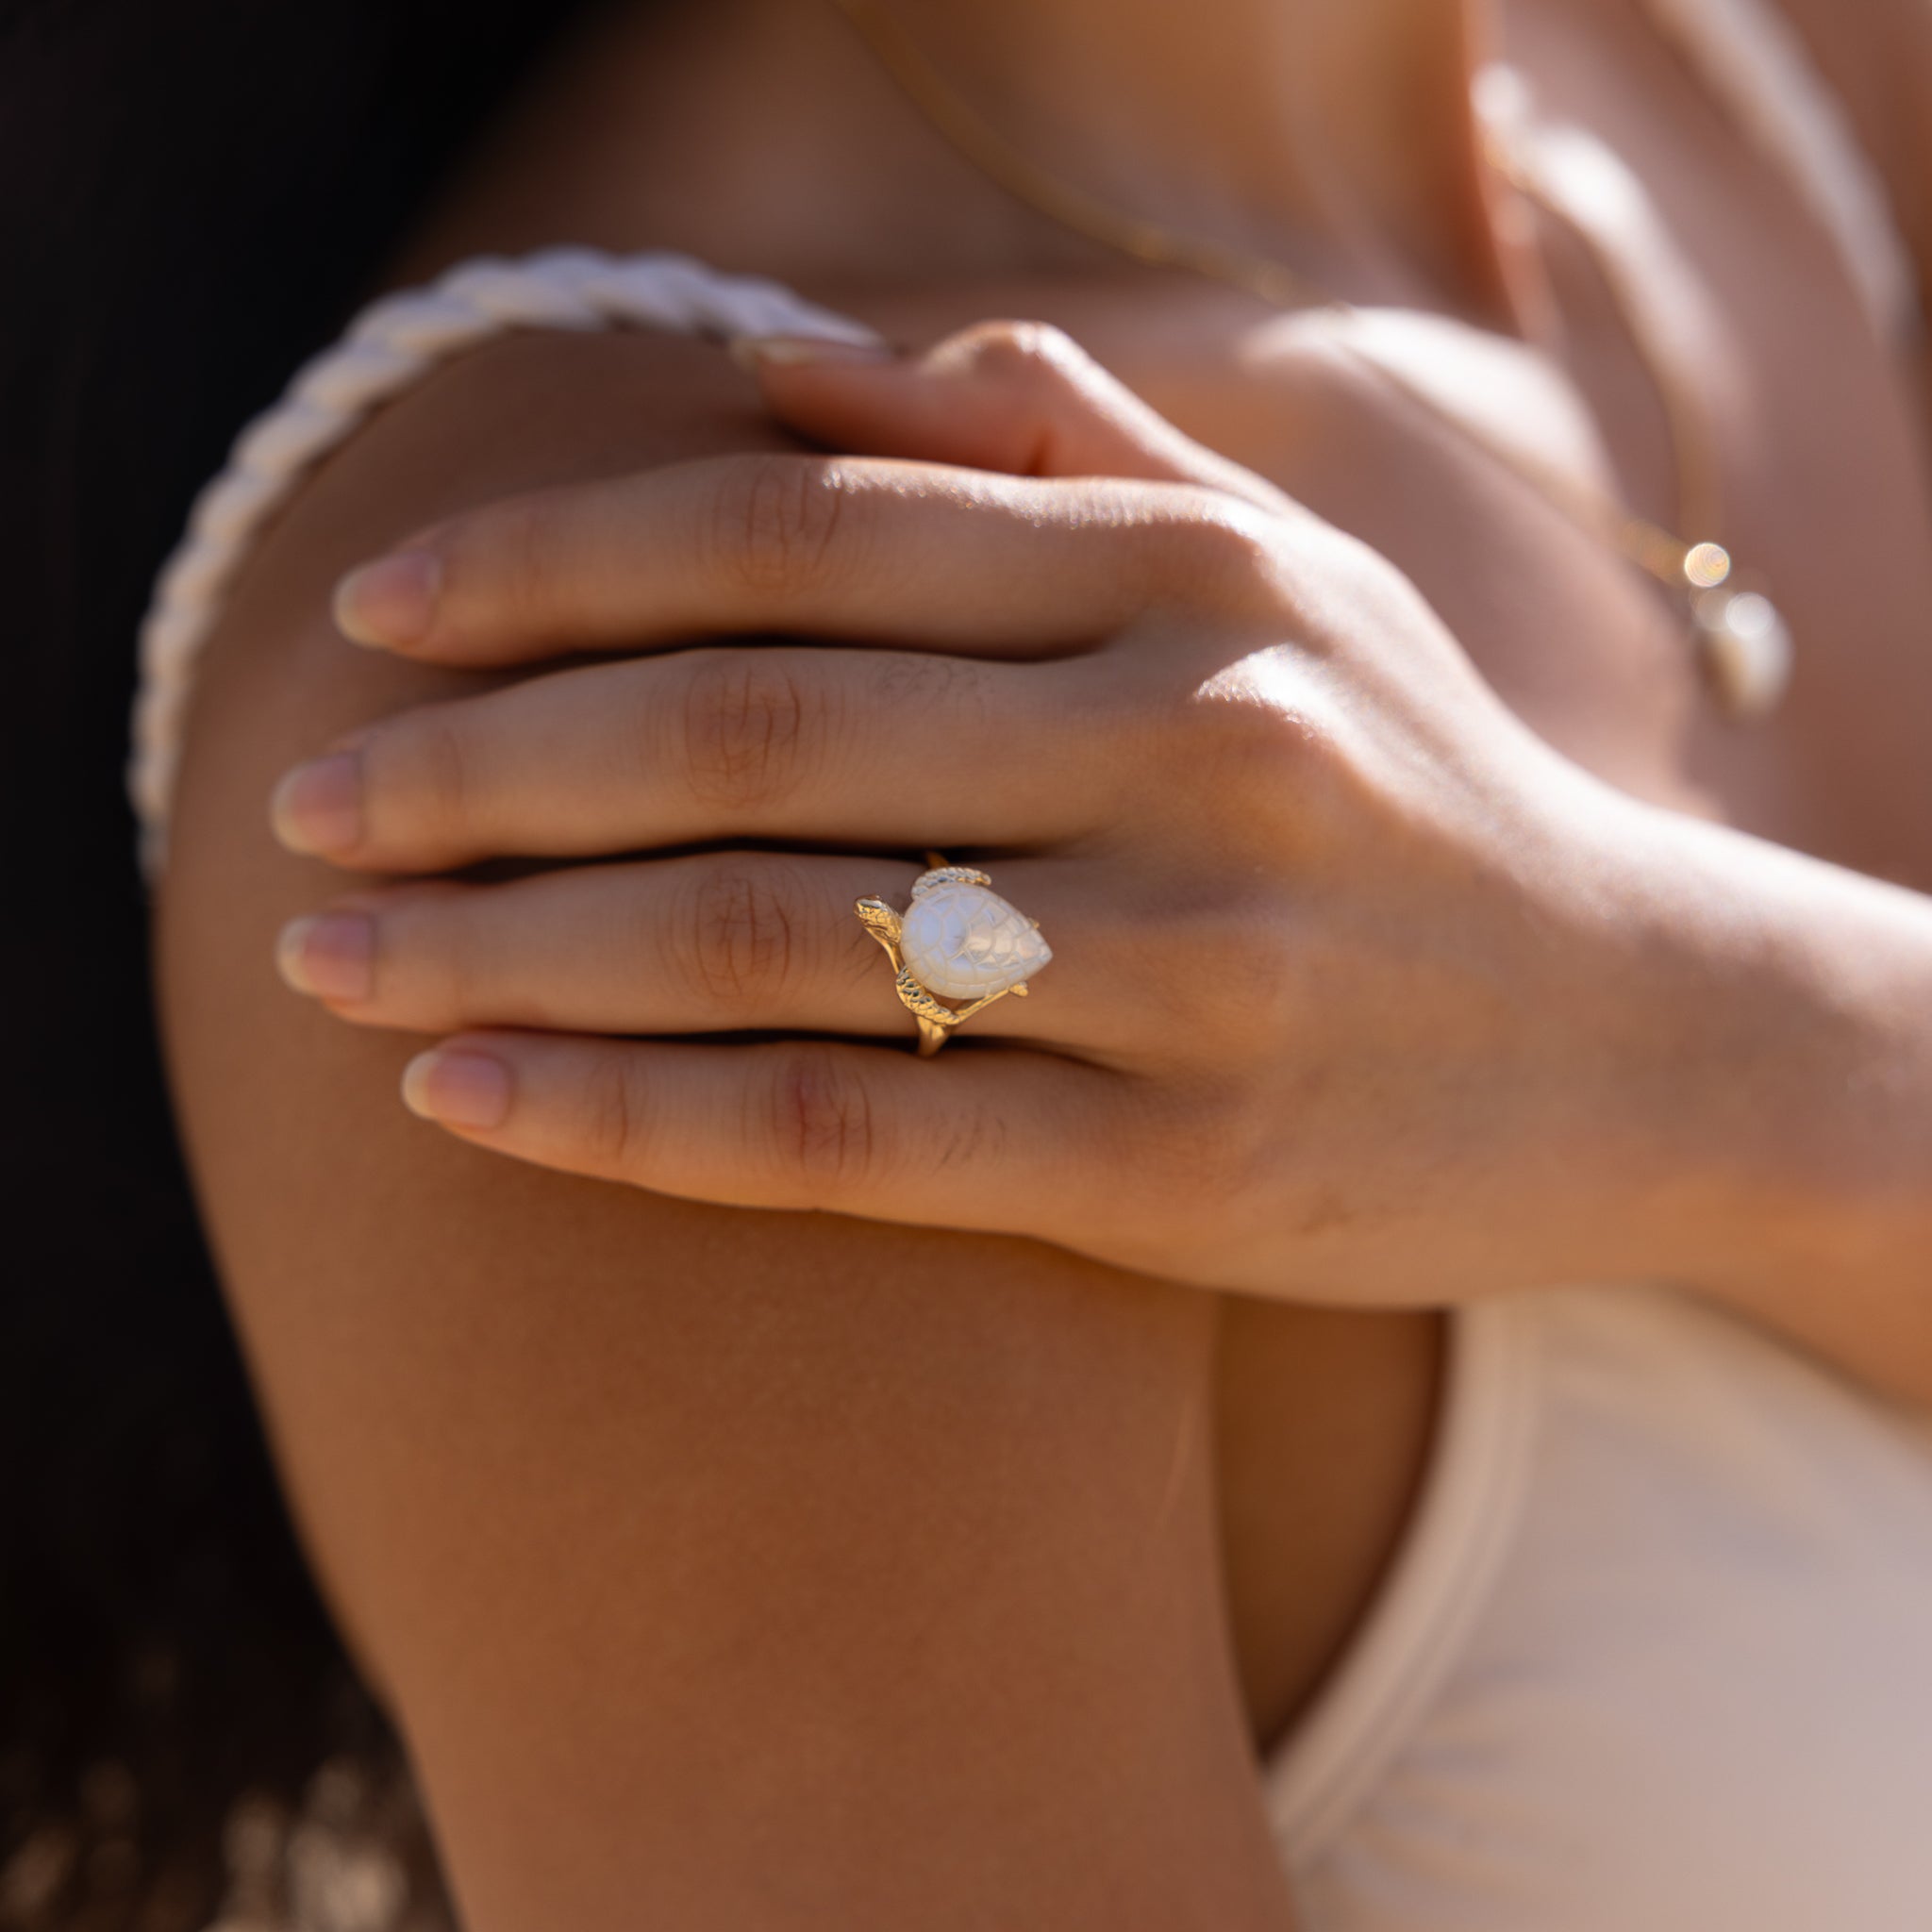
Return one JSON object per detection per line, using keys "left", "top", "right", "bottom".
{"left": 0, "top": 5, "right": 604, "bottom": 1920}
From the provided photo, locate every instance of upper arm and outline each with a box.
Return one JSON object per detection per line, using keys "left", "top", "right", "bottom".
{"left": 157, "top": 327, "right": 806, "bottom": 1679}
{"left": 156, "top": 328, "right": 1291, "bottom": 1930}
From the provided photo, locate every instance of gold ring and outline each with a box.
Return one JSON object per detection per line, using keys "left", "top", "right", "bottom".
{"left": 855, "top": 851, "right": 1053, "bottom": 1056}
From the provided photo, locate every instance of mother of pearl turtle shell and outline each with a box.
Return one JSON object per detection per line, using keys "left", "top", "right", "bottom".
{"left": 899, "top": 882, "right": 1052, "bottom": 1000}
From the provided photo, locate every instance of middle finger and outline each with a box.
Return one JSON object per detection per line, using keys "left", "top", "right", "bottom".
{"left": 272, "top": 646, "right": 1136, "bottom": 873}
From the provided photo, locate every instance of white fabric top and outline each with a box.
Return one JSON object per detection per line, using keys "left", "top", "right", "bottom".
{"left": 1266, "top": 1285, "right": 1932, "bottom": 1928}
{"left": 1253, "top": 31, "right": 1932, "bottom": 1901}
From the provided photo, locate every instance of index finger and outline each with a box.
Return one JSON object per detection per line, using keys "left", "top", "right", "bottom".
{"left": 330, "top": 452, "right": 1277, "bottom": 667}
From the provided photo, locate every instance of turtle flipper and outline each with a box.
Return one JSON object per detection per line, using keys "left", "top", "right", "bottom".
{"left": 893, "top": 971, "right": 962, "bottom": 1027}
{"left": 894, "top": 975, "right": 1024, "bottom": 1031}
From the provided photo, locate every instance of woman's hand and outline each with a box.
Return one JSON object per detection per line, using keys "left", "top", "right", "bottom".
{"left": 262, "top": 322, "right": 1840, "bottom": 1307}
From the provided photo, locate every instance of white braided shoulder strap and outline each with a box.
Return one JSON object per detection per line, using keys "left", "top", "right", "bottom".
{"left": 130, "top": 247, "right": 880, "bottom": 878}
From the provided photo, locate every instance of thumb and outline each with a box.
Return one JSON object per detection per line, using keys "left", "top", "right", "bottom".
{"left": 731, "top": 319, "right": 1290, "bottom": 512}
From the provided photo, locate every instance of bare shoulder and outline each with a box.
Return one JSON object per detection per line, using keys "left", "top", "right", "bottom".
{"left": 159, "top": 326, "right": 804, "bottom": 1248}
{"left": 1243, "top": 304, "right": 1616, "bottom": 494}
{"left": 151, "top": 325, "right": 923, "bottom": 1669}
{"left": 1209, "top": 306, "right": 1704, "bottom": 807}
{"left": 155, "top": 324, "right": 803, "bottom": 1653}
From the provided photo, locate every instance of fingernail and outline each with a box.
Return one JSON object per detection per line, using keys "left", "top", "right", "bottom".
{"left": 402, "top": 1048, "right": 511, "bottom": 1129}
{"left": 333, "top": 550, "right": 441, "bottom": 647}
{"left": 275, "top": 911, "right": 375, "bottom": 1002}
{"left": 727, "top": 333, "right": 896, "bottom": 373}
{"left": 271, "top": 751, "right": 364, "bottom": 856}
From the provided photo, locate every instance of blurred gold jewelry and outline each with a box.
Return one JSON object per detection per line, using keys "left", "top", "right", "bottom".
{"left": 857, "top": 855, "right": 1052, "bottom": 1056}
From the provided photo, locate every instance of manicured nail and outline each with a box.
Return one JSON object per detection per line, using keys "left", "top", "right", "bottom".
{"left": 727, "top": 333, "right": 895, "bottom": 373}
{"left": 402, "top": 1048, "right": 511, "bottom": 1129}
{"left": 332, "top": 550, "right": 441, "bottom": 647}
{"left": 271, "top": 751, "right": 364, "bottom": 856}
{"left": 275, "top": 912, "right": 375, "bottom": 1003}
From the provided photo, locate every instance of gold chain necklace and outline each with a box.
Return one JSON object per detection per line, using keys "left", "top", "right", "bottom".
{"left": 830, "top": 0, "right": 1794, "bottom": 718}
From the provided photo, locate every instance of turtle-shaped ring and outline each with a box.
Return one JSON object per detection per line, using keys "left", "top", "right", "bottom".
{"left": 855, "top": 853, "right": 1053, "bottom": 1056}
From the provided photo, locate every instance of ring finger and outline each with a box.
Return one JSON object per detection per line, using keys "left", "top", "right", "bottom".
{"left": 275, "top": 851, "right": 1132, "bottom": 1056}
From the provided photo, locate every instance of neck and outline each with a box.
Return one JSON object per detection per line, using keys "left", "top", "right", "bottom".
{"left": 442, "top": 0, "right": 1513, "bottom": 323}
{"left": 861, "top": 0, "right": 1509, "bottom": 311}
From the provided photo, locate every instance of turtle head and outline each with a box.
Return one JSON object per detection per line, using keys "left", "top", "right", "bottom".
{"left": 854, "top": 897, "right": 904, "bottom": 948}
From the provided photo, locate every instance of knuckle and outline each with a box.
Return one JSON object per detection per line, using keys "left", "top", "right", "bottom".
{"left": 459, "top": 489, "right": 563, "bottom": 628}
{"left": 871, "top": 648, "right": 990, "bottom": 721}
{"left": 395, "top": 710, "right": 476, "bottom": 840}
{"left": 1107, "top": 879, "right": 1281, "bottom": 1052}
{"left": 1135, "top": 1077, "right": 1259, "bottom": 1221}
{"left": 941, "top": 320, "right": 1114, "bottom": 473}
{"left": 953, "top": 318, "right": 1084, "bottom": 389}
{"left": 359, "top": 891, "right": 425, "bottom": 1008}
{"left": 1185, "top": 892, "right": 1303, "bottom": 1051}
{"left": 684, "top": 860, "right": 808, "bottom": 1010}
{"left": 765, "top": 1046, "right": 880, "bottom": 1195}
{"left": 932, "top": 1097, "right": 1007, "bottom": 1176}
{"left": 1070, "top": 1083, "right": 1224, "bottom": 1263}
{"left": 713, "top": 453, "right": 849, "bottom": 596}
{"left": 578, "top": 1050, "right": 649, "bottom": 1176}
{"left": 678, "top": 649, "right": 813, "bottom": 812}
{"left": 1148, "top": 491, "right": 1288, "bottom": 613}
{"left": 388, "top": 883, "right": 488, "bottom": 1020}
{"left": 1177, "top": 660, "right": 1343, "bottom": 806}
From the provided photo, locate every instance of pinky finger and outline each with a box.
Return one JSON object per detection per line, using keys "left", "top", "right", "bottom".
{"left": 400, "top": 1030, "right": 1113, "bottom": 1237}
